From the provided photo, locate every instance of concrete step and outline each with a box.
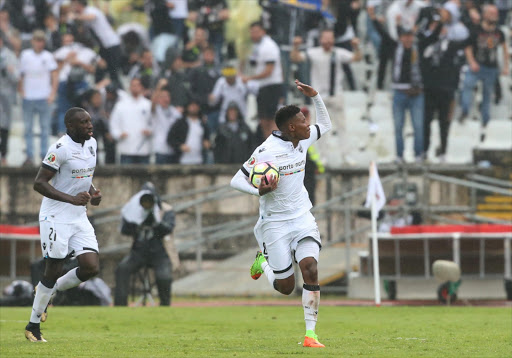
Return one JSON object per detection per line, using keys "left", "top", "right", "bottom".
{"left": 475, "top": 212, "right": 512, "bottom": 221}
{"left": 484, "top": 196, "right": 512, "bottom": 204}
{"left": 477, "top": 203, "right": 512, "bottom": 211}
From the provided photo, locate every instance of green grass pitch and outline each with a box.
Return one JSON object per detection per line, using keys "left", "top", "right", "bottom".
{"left": 1, "top": 304, "right": 511, "bottom": 357}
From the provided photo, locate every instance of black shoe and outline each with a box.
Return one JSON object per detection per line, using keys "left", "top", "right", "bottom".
{"left": 25, "top": 322, "right": 47, "bottom": 342}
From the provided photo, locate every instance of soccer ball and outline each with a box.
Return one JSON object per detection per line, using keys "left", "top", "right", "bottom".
{"left": 250, "top": 162, "right": 280, "bottom": 188}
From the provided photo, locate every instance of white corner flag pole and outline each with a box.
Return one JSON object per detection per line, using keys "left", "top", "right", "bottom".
{"left": 365, "top": 161, "right": 384, "bottom": 307}
{"left": 371, "top": 192, "right": 381, "bottom": 307}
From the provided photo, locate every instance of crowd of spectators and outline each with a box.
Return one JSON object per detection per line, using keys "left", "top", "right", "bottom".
{"left": 0, "top": 0, "right": 510, "bottom": 167}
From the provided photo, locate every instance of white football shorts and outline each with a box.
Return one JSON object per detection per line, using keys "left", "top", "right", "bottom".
{"left": 254, "top": 211, "right": 321, "bottom": 279}
{"left": 39, "top": 217, "right": 98, "bottom": 259}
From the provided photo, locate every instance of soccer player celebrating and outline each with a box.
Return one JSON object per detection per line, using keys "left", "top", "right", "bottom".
{"left": 25, "top": 108, "right": 102, "bottom": 342}
{"left": 230, "top": 80, "right": 331, "bottom": 348}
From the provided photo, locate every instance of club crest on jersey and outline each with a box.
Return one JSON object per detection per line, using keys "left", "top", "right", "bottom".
{"left": 89, "top": 146, "right": 95, "bottom": 157}
{"left": 46, "top": 153, "right": 57, "bottom": 163}
{"left": 247, "top": 156, "right": 256, "bottom": 167}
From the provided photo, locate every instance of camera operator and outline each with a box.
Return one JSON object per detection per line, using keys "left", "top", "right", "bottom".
{"left": 114, "top": 183, "right": 175, "bottom": 306}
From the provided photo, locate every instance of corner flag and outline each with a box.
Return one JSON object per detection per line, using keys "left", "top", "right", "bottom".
{"left": 365, "top": 161, "right": 386, "bottom": 306}
{"left": 364, "top": 161, "right": 386, "bottom": 213}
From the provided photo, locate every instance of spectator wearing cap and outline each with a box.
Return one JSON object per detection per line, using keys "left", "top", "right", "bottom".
{"left": 209, "top": 66, "right": 256, "bottom": 132}
{"left": 0, "top": 33, "right": 18, "bottom": 165}
{"left": 291, "top": 28, "right": 362, "bottom": 166}
{"left": 188, "top": 46, "right": 221, "bottom": 134}
{"left": 53, "top": 32, "right": 98, "bottom": 135}
{"left": 214, "top": 101, "right": 255, "bottom": 164}
{"left": 151, "top": 79, "right": 182, "bottom": 164}
{"left": 167, "top": 99, "right": 210, "bottom": 165}
{"left": 242, "top": 21, "right": 283, "bottom": 139}
{"left": 18, "top": 30, "right": 58, "bottom": 166}
{"left": 109, "top": 77, "right": 153, "bottom": 164}
{"left": 70, "top": 0, "right": 123, "bottom": 88}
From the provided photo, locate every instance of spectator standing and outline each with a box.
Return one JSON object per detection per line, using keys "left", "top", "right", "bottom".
{"left": 182, "top": 26, "right": 209, "bottom": 69}
{"left": 460, "top": 4, "right": 509, "bottom": 141}
{"left": 83, "top": 89, "right": 116, "bottom": 165}
{"left": 0, "top": 10, "right": 21, "bottom": 54}
{"left": 188, "top": 46, "right": 221, "bottom": 133}
{"left": 151, "top": 79, "right": 182, "bottom": 164}
{"left": 214, "top": 101, "right": 255, "bottom": 164}
{"left": 371, "top": 14, "right": 424, "bottom": 163}
{"left": 386, "top": 0, "right": 425, "bottom": 41}
{"left": 54, "top": 32, "right": 97, "bottom": 135}
{"left": 333, "top": 0, "right": 361, "bottom": 90}
{"left": 127, "top": 48, "right": 160, "bottom": 88}
{"left": 115, "top": 183, "right": 175, "bottom": 306}
{"left": 18, "top": 30, "right": 58, "bottom": 166}
{"left": 189, "top": 0, "right": 230, "bottom": 61}
{"left": 209, "top": 66, "right": 256, "bottom": 131}
{"left": 70, "top": 0, "right": 123, "bottom": 87}
{"left": 167, "top": 0, "right": 188, "bottom": 40}
{"left": 109, "top": 77, "right": 153, "bottom": 164}
{"left": 0, "top": 33, "right": 18, "bottom": 165}
{"left": 6, "top": 0, "right": 47, "bottom": 49}
{"left": 243, "top": 21, "right": 283, "bottom": 139}
{"left": 301, "top": 107, "right": 324, "bottom": 206}
{"left": 163, "top": 55, "right": 190, "bottom": 110}
{"left": 167, "top": 99, "right": 210, "bottom": 165}
{"left": 291, "top": 29, "right": 362, "bottom": 166}
{"left": 419, "top": 5, "right": 468, "bottom": 162}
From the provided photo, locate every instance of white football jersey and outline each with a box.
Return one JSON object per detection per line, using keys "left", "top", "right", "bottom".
{"left": 241, "top": 126, "right": 321, "bottom": 222}
{"left": 232, "top": 94, "right": 332, "bottom": 222}
{"left": 39, "top": 134, "right": 97, "bottom": 223}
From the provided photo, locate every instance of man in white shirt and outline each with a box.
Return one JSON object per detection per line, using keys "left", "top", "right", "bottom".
{"left": 230, "top": 80, "right": 331, "bottom": 348}
{"left": 209, "top": 66, "right": 257, "bottom": 125}
{"left": 151, "top": 79, "right": 182, "bottom": 164}
{"left": 109, "top": 77, "right": 153, "bottom": 164}
{"left": 291, "top": 29, "right": 361, "bottom": 166}
{"left": 25, "top": 107, "right": 102, "bottom": 342}
{"left": 70, "top": 0, "right": 122, "bottom": 87}
{"left": 242, "top": 21, "right": 283, "bottom": 139}
{"left": 18, "top": 30, "right": 58, "bottom": 166}
{"left": 54, "top": 32, "right": 97, "bottom": 135}
{"left": 386, "top": 0, "right": 426, "bottom": 41}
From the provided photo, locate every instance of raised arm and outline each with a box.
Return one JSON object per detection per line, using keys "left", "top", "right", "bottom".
{"left": 295, "top": 80, "right": 331, "bottom": 136}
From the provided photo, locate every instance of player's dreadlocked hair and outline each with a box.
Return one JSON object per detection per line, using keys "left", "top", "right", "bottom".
{"left": 64, "top": 107, "right": 87, "bottom": 127}
{"left": 275, "top": 105, "right": 301, "bottom": 131}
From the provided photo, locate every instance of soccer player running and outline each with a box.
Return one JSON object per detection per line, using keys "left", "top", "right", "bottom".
{"left": 25, "top": 108, "right": 102, "bottom": 342}
{"left": 230, "top": 80, "right": 331, "bottom": 348}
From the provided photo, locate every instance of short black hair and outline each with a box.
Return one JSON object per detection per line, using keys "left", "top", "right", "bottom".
{"left": 250, "top": 21, "right": 264, "bottom": 30}
{"left": 64, "top": 107, "right": 87, "bottom": 126}
{"left": 275, "top": 105, "right": 301, "bottom": 131}
{"left": 75, "top": 0, "right": 88, "bottom": 6}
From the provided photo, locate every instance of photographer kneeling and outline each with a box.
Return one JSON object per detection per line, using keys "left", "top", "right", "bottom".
{"left": 114, "top": 183, "right": 175, "bottom": 306}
